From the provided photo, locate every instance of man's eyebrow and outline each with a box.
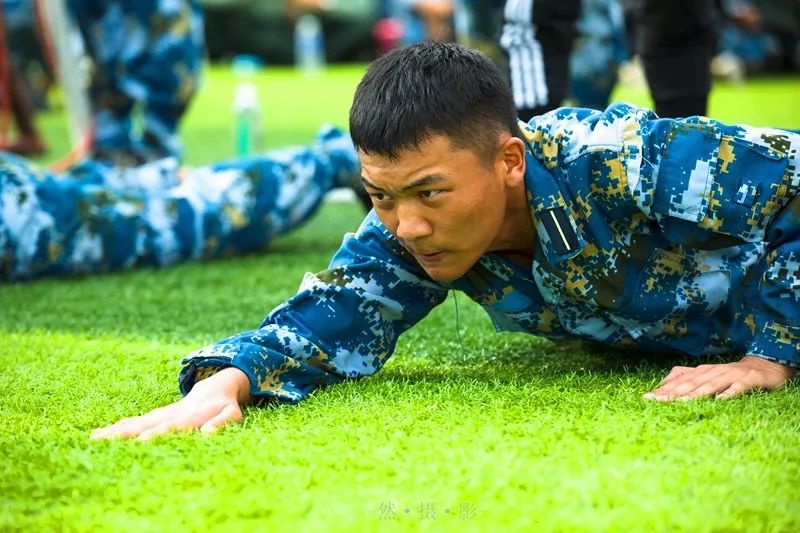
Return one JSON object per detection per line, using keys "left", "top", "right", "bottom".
{"left": 361, "top": 175, "right": 446, "bottom": 193}
{"left": 360, "top": 176, "right": 382, "bottom": 190}
{"left": 401, "top": 175, "right": 445, "bottom": 192}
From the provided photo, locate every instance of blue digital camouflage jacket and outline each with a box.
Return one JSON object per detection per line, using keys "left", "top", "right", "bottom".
{"left": 180, "top": 103, "right": 800, "bottom": 403}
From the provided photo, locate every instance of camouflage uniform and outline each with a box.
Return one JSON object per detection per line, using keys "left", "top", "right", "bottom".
{"left": 180, "top": 103, "right": 800, "bottom": 404}
{"left": 68, "top": 0, "right": 204, "bottom": 159}
{"left": 0, "top": 127, "right": 359, "bottom": 280}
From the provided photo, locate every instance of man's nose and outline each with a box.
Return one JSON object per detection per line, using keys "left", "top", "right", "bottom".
{"left": 395, "top": 203, "right": 433, "bottom": 242}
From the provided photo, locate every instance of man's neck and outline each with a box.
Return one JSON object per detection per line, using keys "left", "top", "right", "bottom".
{"left": 488, "top": 181, "right": 537, "bottom": 262}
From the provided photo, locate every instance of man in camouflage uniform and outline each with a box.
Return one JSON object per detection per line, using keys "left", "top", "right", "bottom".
{"left": 92, "top": 42, "right": 798, "bottom": 441}
{"left": 0, "top": 126, "right": 360, "bottom": 280}
{"left": 68, "top": 0, "right": 204, "bottom": 161}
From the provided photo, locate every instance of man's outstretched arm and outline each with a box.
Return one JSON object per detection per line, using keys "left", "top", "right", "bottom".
{"left": 524, "top": 103, "right": 800, "bottom": 401}
{"left": 91, "top": 213, "right": 448, "bottom": 439}
{"left": 628, "top": 110, "right": 800, "bottom": 401}
{"left": 645, "top": 119, "right": 800, "bottom": 400}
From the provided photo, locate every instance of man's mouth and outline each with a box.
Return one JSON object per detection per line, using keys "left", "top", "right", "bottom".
{"left": 400, "top": 241, "right": 447, "bottom": 262}
{"left": 412, "top": 250, "right": 445, "bottom": 262}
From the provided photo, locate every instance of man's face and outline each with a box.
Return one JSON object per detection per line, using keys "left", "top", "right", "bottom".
{"left": 359, "top": 134, "right": 514, "bottom": 282}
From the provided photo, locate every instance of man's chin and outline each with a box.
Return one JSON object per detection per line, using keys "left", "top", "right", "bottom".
{"left": 422, "top": 264, "right": 470, "bottom": 283}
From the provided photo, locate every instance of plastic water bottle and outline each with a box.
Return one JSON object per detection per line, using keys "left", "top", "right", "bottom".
{"left": 231, "top": 55, "right": 263, "bottom": 156}
{"left": 294, "top": 14, "right": 325, "bottom": 75}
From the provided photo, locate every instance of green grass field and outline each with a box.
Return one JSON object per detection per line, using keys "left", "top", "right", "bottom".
{"left": 2, "top": 65, "right": 800, "bottom": 531}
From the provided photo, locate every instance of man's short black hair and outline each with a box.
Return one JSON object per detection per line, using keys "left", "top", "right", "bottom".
{"left": 349, "top": 41, "right": 522, "bottom": 162}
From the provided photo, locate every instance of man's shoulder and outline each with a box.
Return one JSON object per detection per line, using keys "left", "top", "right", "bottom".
{"left": 521, "top": 102, "right": 652, "bottom": 129}
{"left": 518, "top": 102, "right": 654, "bottom": 169}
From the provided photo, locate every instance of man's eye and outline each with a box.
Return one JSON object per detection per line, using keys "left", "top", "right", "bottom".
{"left": 420, "top": 190, "right": 441, "bottom": 199}
{"left": 370, "top": 192, "right": 389, "bottom": 202}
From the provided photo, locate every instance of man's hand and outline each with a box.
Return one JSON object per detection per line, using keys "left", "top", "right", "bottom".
{"left": 644, "top": 355, "right": 795, "bottom": 402}
{"left": 91, "top": 367, "right": 252, "bottom": 440}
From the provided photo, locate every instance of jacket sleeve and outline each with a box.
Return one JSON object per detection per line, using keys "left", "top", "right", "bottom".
{"left": 523, "top": 102, "right": 800, "bottom": 366}
{"left": 178, "top": 212, "right": 450, "bottom": 403}
{"left": 742, "top": 191, "right": 800, "bottom": 369}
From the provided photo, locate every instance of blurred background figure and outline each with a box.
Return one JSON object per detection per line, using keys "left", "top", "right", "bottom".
{"left": 568, "top": 0, "right": 627, "bottom": 110}
{"left": 452, "top": 0, "right": 504, "bottom": 61}
{"left": 716, "top": 0, "right": 800, "bottom": 78}
{"left": 632, "top": 0, "right": 717, "bottom": 117}
{"left": 67, "top": 0, "right": 204, "bottom": 164}
{"left": 498, "top": 0, "right": 581, "bottom": 121}
{"left": 455, "top": 0, "right": 798, "bottom": 118}
{"left": 454, "top": 0, "right": 581, "bottom": 121}
{"left": 454, "top": 0, "right": 627, "bottom": 113}
{"left": 0, "top": 0, "right": 50, "bottom": 156}
{"left": 5, "top": 0, "right": 796, "bottom": 169}
{"left": 379, "top": 0, "right": 454, "bottom": 44}
{"left": 202, "top": 0, "right": 375, "bottom": 64}
{"left": 455, "top": 0, "right": 581, "bottom": 121}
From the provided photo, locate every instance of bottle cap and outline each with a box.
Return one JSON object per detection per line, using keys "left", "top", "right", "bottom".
{"left": 232, "top": 54, "right": 262, "bottom": 76}
{"left": 232, "top": 83, "right": 259, "bottom": 112}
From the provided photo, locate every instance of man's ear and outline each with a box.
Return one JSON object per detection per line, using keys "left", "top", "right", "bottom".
{"left": 498, "top": 136, "right": 526, "bottom": 187}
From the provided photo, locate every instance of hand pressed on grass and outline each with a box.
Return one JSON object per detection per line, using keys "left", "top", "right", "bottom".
{"left": 643, "top": 355, "right": 796, "bottom": 402}
{"left": 91, "top": 367, "right": 251, "bottom": 440}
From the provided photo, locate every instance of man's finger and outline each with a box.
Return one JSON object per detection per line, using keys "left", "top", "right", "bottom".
{"left": 137, "top": 403, "right": 228, "bottom": 440}
{"left": 94, "top": 415, "right": 172, "bottom": 440}
{"left": 658, "top": 365, "right": 692, "bottom": 386}
{"left": 644, "top": 367, "right": 711, "bottom": 400}
{"left": 717, "top": 381, "right": 752, "bottom": 399}
{"left": 645, "top": 366, "right": 730, "bottom": 401}
{"left": 91, "top": 404, "right": 180, "bottom": 440}
{"left": 91, "top": 403, "right": 182, "bottom": 440}
{"left": 200, "top": 403, "right": 243, "bottom": 434}
{"left": 661, "top": 368, "right": 734, "bottom": 400}
{"left": 91, "top": 415, "right": 156, "bottom": 440}
{"left": 137, "top": 420, "right": 187, "bottom": 441}
{"left": 135, "top": 410, "right": 210, "bottom": 440}
{"left": 675, "top": 373, "right": 738, "bottom": 400}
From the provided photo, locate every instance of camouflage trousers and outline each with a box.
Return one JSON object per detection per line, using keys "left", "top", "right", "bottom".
{"left": 68, "top": 0, "right": 205, "bottom": 159}
{"left": 0, "top": 127, "right": 359, "bottom": 281}
{"left": 569, "top": 0, "right": 628, "bottom": 110}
